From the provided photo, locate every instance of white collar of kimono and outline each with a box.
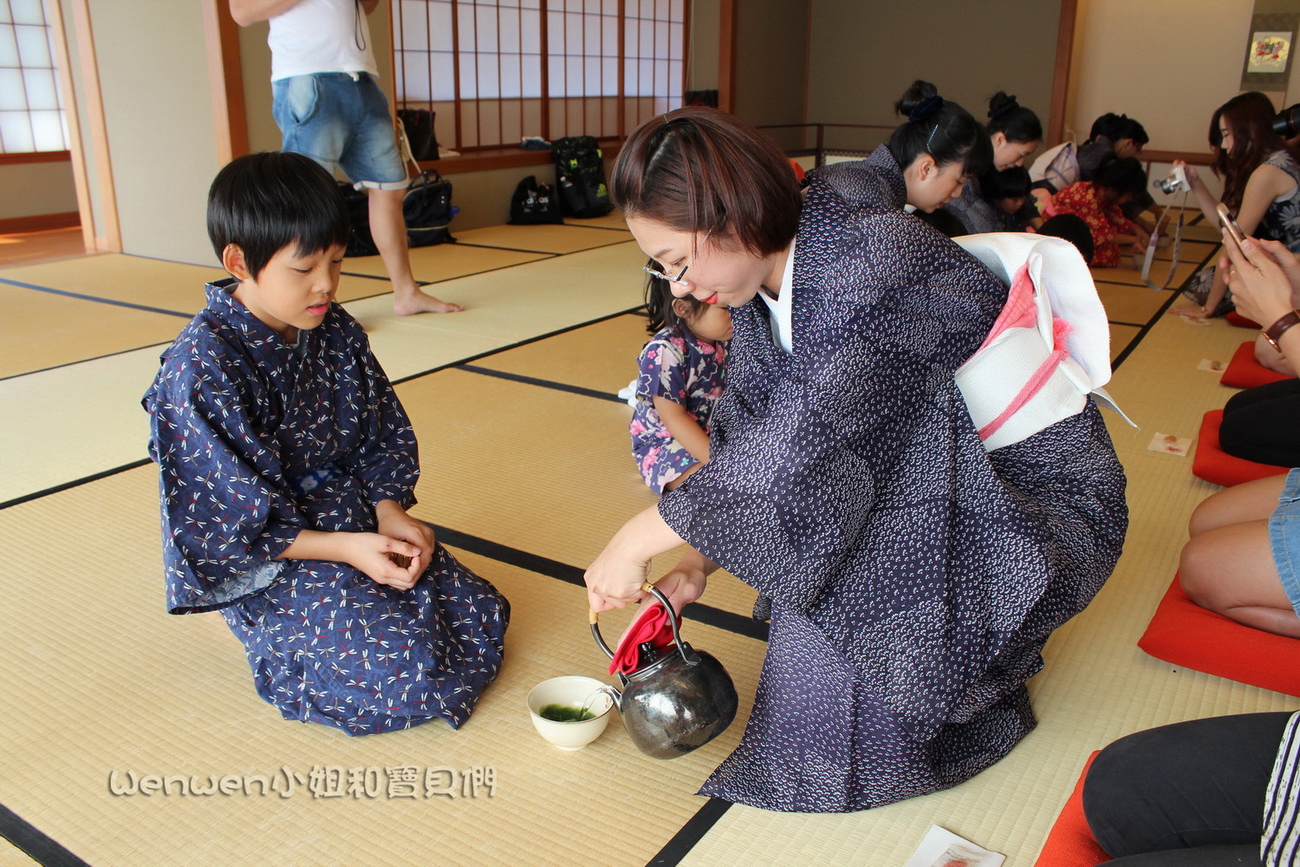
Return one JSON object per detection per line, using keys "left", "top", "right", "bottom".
{"left": 758, "top": 239, "right": 797, "bottom": 354}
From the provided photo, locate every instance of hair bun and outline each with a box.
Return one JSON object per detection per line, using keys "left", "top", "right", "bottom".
{"left": 908, "top": 95, "right": 945, "bottom": 123}
{"left": 988, "top": 92, "right": 1019, "bottom": 120}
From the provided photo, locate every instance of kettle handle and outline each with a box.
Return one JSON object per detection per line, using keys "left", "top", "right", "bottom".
{"left": 589, "top": 582, "right": 689, "bottom": 662}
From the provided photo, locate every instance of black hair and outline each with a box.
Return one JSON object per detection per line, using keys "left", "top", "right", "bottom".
{"left": 1038, "top": 213, "right": 1095, "bottom": 264}
{"left": 207, "top": 151, "right": 351, "bottom": 280}
{"left": 1087, "top": 112, "right": 1126, "bottom": 143}
{"left": 987, "top": 92, "right": 1042, "bottom": 144}
{"left": 981, "top": 166, "right": 1031, "bottom": 202}
{"left": 1093, "top": 156, "right": 1147, "bottom": 198}
{"left": 914, "top": 207, "right": 967, "bottom": 238}
{"left": 611, "top": 107, "right": 801, "bottom": 258}
{"left": 644, "top": 263, "right": 710, "bottom": 336}
{"left": 888, "top": 80, "right": 993, "bottom": 176}
{"left": 1117, "top": 116, "right": 1149, "bottom": 146}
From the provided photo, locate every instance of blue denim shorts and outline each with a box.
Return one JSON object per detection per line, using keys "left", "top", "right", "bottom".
{"left": 272, "top": 72, "right": 407, "bottom": 189}
{"left": 1270, "top": 468, "right": 1300, "bottom": 615}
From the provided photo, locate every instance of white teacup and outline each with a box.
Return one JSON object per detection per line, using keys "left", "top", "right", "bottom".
{"left": 527, "top": 676, "right": 614, "bottom": 751}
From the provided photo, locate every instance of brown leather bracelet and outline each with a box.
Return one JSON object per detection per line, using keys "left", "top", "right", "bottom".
{"left": 1263, "top": 310, "right": 1300, "bottom": 351}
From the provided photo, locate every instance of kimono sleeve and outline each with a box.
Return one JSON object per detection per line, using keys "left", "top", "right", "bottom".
{"left": 145, "top": 348, "right": 305, "bottom": 614}
{"left": 335, "top": 318, "right": 421, "bottom": 509}
{"left": 636, "top": 335, "right": 690, "bottom": 406}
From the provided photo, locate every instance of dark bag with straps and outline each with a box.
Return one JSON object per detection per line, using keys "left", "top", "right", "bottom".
{"left": 552, "top": 135, "right": 613, "bottom": 218}
{"left": 403, "top": 169, "right": 457, "bottom": 247}
{"left": 397, "top": 108, "right": 439, "bottom": 161}
{"left": 508, "top": 175, "right": 563, "bottom": 225}
{"left": 337, "top": 181, "right": 379, "bottom": 257}
{"left": 336, "top": 170, "right": 457, "bottom": 257}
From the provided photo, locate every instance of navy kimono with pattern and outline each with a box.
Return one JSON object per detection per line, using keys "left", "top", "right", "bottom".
{"left": 143, "top": 281, "right": 508, "bottom": 736}
{"left": 660, "top": 147, "right": 1128, "bottom": 812}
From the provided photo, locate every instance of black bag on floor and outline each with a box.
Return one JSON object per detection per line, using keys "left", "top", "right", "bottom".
{"left": 404, "top": 169, "right": 457, "bottom": 247}
{"left": 552, "top": 135, "right": 613, "bottom": 218}
{"left": 337, "top": 181, "right": 379, "bottom": 257}
{"left": 336, "top": 170, "right": 457, "bottom": 257}
{"left": 397, "top": 108, "right": 439, "bottom": 161}
{"left": 508, "top": 175, "right": 563, "bottom": 225}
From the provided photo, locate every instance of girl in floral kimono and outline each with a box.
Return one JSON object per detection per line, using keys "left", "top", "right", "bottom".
{"left": 143, "top": 152, "right": 508, "bottom": 736}
{"left": 631, "top": 269, "right": 732, "bottom": 494}
{"left": 585, "top": 85, "right": 1127, "bottom": 812}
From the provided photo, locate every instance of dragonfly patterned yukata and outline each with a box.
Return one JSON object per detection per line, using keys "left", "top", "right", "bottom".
{"left": 143, "top": 280, "right": 508, "bottom": 735}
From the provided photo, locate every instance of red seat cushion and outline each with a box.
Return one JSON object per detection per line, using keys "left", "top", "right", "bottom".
{"left": 1225, "top": 311, "right": 1262, "bottom": 329}
{"left": 1221, "top": 341, "right": 1293, "bottom": 389}
{"left": 1138, "top": 575, "right": 1300, "bottom": 696}
{"left": 1192, "top": 409, "right": 1289, "bottom": 487}
{"left": 1034, "top": 752, "right": 1110, "bottom": 866}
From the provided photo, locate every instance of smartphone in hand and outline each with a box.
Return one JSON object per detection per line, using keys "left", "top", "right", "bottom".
{"left": 1217, "top": 202, "right": 1247, "bottom": 257}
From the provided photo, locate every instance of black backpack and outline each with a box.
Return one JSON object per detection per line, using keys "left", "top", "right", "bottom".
{"left": 337, "top": 170, "right": 457, "bottom": 257}
{"left": 552, "top": 135, "right": 614, "bottom": 219}
{"left": 403, "top": 169, "right": 457, "bottom": 248}
{"left": 508, "top": 175, "right": 563, "bottom": 225}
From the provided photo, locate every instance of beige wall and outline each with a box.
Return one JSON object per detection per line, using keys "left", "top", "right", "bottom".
{"left": 731, "top": 0, "right": 809, "bottom": 130}
{"left": 0, "top": 161, "right": 78, "bottom": 221}
{"left": 77, "top": 1, "right": 220, "bottom": 264}
{"left": 801, "top": 0, "right": 1059, "bottom": 156}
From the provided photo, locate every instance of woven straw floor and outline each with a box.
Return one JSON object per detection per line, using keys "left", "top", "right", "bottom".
{"left": 1, "top": 211, "right": 1290, "bottom": 866}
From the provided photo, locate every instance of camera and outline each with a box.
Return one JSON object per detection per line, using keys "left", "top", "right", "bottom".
{"left": 1154, "top": 164, "right": 1189, "bottom": 194}
{"left": 1274, "top": 104, "right": 1300, "bottom": 139}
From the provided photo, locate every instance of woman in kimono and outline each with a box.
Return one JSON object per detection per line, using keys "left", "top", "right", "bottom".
{"left": 144, "top": 152, "right": 508, "bottom": 736}
{"left": 585, "top": 85, "right": 1128, "bottom": 812}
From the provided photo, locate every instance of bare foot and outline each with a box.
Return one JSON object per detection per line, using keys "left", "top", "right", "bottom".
{"left": 393, "top": 286, "right": 464, "bottom": 315}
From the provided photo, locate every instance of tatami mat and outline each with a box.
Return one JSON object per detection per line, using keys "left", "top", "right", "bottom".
{"left": 0, "top": 283, "right": 184, "bottom": 380}
{"left": 399, "top": 367, "right": 761, "bottom": 621}
{"left": 3, "top": 201, "right": 1293, "bottom": 866}
{"left": 452, "top": 223, "right": 631, "bottom": 254}
{"left": 0, "top": 242, "right": 647, "bottom": 507}
{"left": 0, "top": 465, "right": 766, "bottom": 865}
{"left": 340, "top": 242, "right": 551, "bottom": 282}
{"left": 0, "top": 254, "right": 224, "bottom": 314}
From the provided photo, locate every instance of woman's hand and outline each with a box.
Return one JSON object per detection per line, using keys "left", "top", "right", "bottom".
{"left": 585, "top": 506, "right": 688, "bottom": 612}
{"left": 1174, "top": 159, "right": 1202, "bottom": 189}
{"left": 1222, "top": 234, "right": 1300, "bottom": 327}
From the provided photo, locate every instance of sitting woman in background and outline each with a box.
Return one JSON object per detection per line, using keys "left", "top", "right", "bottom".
{"left": 1050, "top": 157, "right": 1150, "bottom": 267}
{"left": 630, "top": 268, "right": 732, "bottom": 495}
{"left": 945, "top": 92, "right": 1043, "bottom": 233}
{"left": 1178, "top": 92, "right": 1300, "bottom": 320}
{"left": 1179, "top": 232, "right": 1300, "bottom": 637}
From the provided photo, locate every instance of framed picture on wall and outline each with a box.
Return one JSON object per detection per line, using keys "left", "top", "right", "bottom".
{"left": 1242, "top": 14, "right": 1299, "bottom": 89}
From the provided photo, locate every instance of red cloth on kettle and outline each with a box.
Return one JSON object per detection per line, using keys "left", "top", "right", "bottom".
{"left": 609, "top": 602, "right": 675, "bottom": 675}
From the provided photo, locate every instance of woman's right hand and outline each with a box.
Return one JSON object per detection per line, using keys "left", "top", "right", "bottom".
{"left": 1174, "top": 159, "right": 1202, "bottom": 188}
{"left": 1222, "top": 234, "right": 1300, "bottom": 327}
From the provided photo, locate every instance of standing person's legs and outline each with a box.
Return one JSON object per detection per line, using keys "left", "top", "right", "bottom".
{"left": 344, "top": 75, "right": 462, "bottom": 314}
{"left": 1082, "top": 713, "right": 1291, "bottom": 864}
{"left": 272, "top": 73, "right": 461, "bottom": 315}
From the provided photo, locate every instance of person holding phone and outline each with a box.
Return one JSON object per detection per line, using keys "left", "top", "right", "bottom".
{"left": 1177, "top": 92, "right": 1300, "bottom": 319}
{"left": 1209, "top": 232, "right": 1300, "bottom": 471}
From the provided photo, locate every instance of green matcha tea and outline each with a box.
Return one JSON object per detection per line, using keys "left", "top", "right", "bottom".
{"left": 539, "top": 703, "right": 596, "bottom": 722}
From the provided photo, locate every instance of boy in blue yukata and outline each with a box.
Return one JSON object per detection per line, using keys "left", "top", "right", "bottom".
{"left": 143, "top": 151, "right": 508, "bottom": 735}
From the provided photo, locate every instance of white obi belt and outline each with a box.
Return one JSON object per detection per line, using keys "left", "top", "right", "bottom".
{"left": 953, "top": 232, "right": 1135, "bottom": 452}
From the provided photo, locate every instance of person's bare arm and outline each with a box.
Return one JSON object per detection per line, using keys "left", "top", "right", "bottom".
{"left": 228, "top": 0, "right": 303, "bottom": 27}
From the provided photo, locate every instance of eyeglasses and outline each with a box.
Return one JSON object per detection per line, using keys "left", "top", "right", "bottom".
{"left": 642, "top": 261, "right": 690, "bottom": 284}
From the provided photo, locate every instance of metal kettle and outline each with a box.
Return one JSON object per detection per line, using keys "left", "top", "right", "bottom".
{"left": 590, "top": 583, "right": 738, "bottom": 759}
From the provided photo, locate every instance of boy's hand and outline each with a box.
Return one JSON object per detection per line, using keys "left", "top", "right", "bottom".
{"left": 344, "top": 533, "right": 423, "bottom": 590}
{"left": 375, "top": 500, "right": 435, "bottom": 576}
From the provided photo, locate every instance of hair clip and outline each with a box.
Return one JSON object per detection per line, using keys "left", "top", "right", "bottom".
{"left": 909, "top": 95, "right": 944, "bottom": 123}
